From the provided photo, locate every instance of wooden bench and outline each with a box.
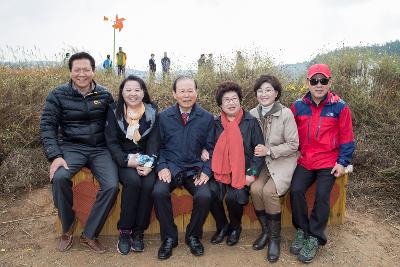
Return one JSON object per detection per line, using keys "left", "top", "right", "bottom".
{"left": 56, "top": 167, "right": 348, "bottom": 236}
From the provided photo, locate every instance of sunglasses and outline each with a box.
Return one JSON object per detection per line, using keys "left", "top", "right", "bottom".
{"left": 309, "top": 78, "right": 330, "bottom": 86}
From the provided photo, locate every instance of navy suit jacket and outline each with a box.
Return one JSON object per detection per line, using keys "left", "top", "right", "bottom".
{"left": 156, "top": 103, "right": 215, "bottom": 178}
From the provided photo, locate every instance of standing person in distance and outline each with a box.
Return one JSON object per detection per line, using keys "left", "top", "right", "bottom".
{"left": 161, "top": 52, "right": 171, "bottom": 81}
{"left": 116, "top": 47, "right": 127, "bottom": 76}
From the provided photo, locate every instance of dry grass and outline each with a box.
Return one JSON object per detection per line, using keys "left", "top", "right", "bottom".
{"left": 0, "top": 50, "right": 399, "bottom": 225}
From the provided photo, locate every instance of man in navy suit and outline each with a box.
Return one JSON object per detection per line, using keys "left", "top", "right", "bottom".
{"left": 153, "top": 76, "right": 215, "bottom": 260}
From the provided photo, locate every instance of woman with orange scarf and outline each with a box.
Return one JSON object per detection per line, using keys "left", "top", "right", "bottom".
{"left": 105, "top": 75, "right": 159, "bottom": 255}
{"left": 209, "top": 81, "right": 265, "bottom": 246}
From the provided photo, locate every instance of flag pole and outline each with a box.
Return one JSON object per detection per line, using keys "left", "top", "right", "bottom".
{"left": 113, "top": 24, "right": 116, "bottom": 70}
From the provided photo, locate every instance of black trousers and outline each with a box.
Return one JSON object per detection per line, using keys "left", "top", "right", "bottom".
{"left": 52, "top": 143, "right": 119, "bottom": 239}
{"left": 290, "top": 165, "right": 336, "bottom": 245}
{"left": 152, "top": 175, "right": 211, "bottom": 241}
{"left": 210, "top": 182, "right": 249, "bottom": 231}
{"left": 117, "top": 65, "right": 125, "bottom": 76}
{"left": 117, "top": 167, "right": 156, "bottom": 234}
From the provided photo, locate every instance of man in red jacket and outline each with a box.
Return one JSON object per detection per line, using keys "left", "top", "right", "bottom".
{"left": 289, "top": 64, "right": 355, "bottom": 263}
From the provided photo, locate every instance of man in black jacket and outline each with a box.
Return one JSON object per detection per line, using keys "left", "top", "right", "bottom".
{"left": 40, "top": 52, "right": 119, "bottom": 253}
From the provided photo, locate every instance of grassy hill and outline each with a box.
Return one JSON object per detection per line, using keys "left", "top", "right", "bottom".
{"left": 0, "top": 43, "right": 399, "bottom": 223}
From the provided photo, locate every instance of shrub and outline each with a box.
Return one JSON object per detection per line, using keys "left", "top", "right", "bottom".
{"left": 0, "top": 47, "right": 399, "bottom": 224}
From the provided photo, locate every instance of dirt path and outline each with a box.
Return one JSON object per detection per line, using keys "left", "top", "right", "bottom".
{"left": 1, "top": 185, "right": 399, "bottom": 267}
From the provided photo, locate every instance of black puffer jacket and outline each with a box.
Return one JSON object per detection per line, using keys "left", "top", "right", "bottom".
{"left": 40, "top": 81, "right": 114, "bottom": 161}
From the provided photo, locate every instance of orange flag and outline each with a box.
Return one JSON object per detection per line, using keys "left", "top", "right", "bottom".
{"left": 113, "top": 15, "right": 126, "bottom": 32}
{"left": 103, "top": 16, "right": 109, "bottom": 21}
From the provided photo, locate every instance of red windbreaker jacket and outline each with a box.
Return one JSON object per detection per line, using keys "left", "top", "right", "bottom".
{"left": 291, "top": 91, "right": 355, "bottom": 170}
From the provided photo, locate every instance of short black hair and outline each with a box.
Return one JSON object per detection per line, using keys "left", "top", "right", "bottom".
{"left": 215, "top": 81, "right": 243, "bottom": 106}
{"left": 115, "top": 75, "right": 152, "bottom": 120}
{"left": 68, "top": 52, "right": 95, "bottom": 71}
{"left": 253, "top": 75, "right": 282, "bottom": 100}
{"left": 172, "top": 76, "right": 198, "bottom": 92}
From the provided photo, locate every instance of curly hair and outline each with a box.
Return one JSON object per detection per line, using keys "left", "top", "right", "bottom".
{"left": 215, "top": 81, "right": 243, "bottom": 106}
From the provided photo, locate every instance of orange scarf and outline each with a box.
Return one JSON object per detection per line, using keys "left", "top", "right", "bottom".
{"left": 124, "top": 103, "right": 145, "bottom": 144}
{"left": 211, "top": 108, "right": 246, "bottom": 189}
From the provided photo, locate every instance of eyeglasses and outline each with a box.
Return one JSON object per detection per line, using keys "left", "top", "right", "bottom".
{"left": 222, "top": 97, "right": 240, "bottom": 104}
{"left": 256, "top": 88, "right": 275, "bottom": 95}
{"left": 309, "top": 78, "right": 330, "bottom": 86}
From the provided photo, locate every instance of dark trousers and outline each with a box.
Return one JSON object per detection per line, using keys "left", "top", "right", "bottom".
{"left": 117, "top": 65, "right": 125, "bottom": 76}
{"left": 118, "top": 167, "right": 156, "bottom": 234}
{"left": 290, "top": 165, "right": 336, "bottom": 245}
{"left": 210, "top": 183, "right": 249, "bottom": 230}
{"left": 152, "top": 175, "right": 211, "bottom": 241}
{"left": 52, "top": 143, "right": 119, "bottom": 239}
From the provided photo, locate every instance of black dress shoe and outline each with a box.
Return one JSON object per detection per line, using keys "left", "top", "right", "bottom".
{"left": 226, "top": 227, "right": 241, "bottom": 246}
{"left": 185, "top": 236, "right": 204, "bottom": 256}
{"left": 211, "top": 225, "right": 229, "bottom": 244}
{"left": 158, "top": 237, "right": 178, "bottom": 260}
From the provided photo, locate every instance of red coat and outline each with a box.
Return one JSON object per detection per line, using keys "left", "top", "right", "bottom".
{"left": 291, "top": 91, "right": 355, "bottom": 170}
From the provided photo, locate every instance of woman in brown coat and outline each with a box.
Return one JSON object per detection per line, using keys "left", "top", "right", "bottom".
{"left": 249, "top": 75, "right": 299, "bottom": 262}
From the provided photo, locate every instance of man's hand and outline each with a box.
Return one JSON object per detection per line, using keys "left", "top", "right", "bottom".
{"left": 194, "top": 172, "right": 209, "bottom": 186}
{"left": 254, "top": 144, "right": 269, "bottom": 157}
{"left": 331, "top": 163, "right": 345, "bottom": 177}
{"left": 158, "top": 168, "right": 172, "bottom": 183}
{"left": 137, "top": 166, "right": 152, "bottom": 176}
{"left": 201, "top": 149, "right": 209, "bottom": 162}
{"left": 49, "top": 157, "right": 69, "bottom": 182}
{"left": 245, "top": 175, "right": 255, "bottom": 186}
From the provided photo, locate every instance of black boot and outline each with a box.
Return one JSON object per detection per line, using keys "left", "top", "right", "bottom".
{"left": 226, "top": 226, "right": 241, "bottom": 246}
{"left": 253, "top": 210, "right": 269, "bottom": 250}
{"left": 266, "top": 213, "right": 281, "bottom": 263}
{"left": 211, "top": 224, "right": 229, "bottom": 244}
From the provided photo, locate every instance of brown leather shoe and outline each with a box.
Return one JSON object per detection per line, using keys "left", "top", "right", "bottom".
{"left": 58, "top": 219, "right": 77, "bottom": 252}
{"left": 58, "top": 232, "right": 73, "bottom": 252}
{"left": 80, "top": 235, "right": 106, "bottom": 254}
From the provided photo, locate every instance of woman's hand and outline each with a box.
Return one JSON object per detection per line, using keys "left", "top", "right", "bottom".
{"left": 254, "top": 144, "right": 269, "bottom": 157}
{"left": 127, "top": 154, "right": 139, "bottom": 168}
{"left": 245, "top": 175, "right": 255, "bottom": 186}
{"left": 137, "top": 166, "right": 152, "bottom": 176}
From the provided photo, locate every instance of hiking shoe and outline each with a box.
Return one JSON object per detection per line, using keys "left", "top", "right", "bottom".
{"left": 290, "top": 229, "right": 305, "bottom": 255}
{"left": 131, "top": 232, "right": 144, "bottom": 252}
{"left": 117, "top": 230, "right": 132, "bottom": 255}
{"left": 297, "top": 236, "right": 319, "bottom": 263}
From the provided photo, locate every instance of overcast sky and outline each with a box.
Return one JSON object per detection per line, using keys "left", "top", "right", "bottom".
{"left": 1, "top": 0, "right": 399, "bottom": 70}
